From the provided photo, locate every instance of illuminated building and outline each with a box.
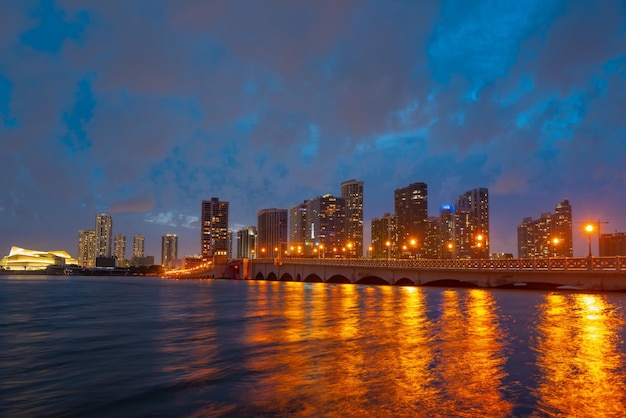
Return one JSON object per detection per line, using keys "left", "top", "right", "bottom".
{"left": 341, "top": 179, "right": 364, "bottom": 258}
{"left": 518, "top": 199, "right": 573, "bottom": 258}
{"left": 132, "top": 235, "right": 145, "bottom": 258}
{"left": 455, "top": 188, "right": 489, "bottom": 259}
{"left": 439, "top": 205, "right": 455, "bottom": 259}
{"left": 161, "top": 234, "right": 178, "bottom": 268}
{"left": 371, "top": 213, "right": 397, "bottom": 259}
{"left": 289, "top": 201, "right": 308, "bottom": 249}
{"left": 114, "top": 234, "right": 126, "bottom": 265}
{"left": 306, "top": 195, "right": 346, "bottom": 258}
{"left": 237, "top": 226, "right": 257, "bottom": 258}
{"left": 95, "top": 213, "right": 113, "bottom": 257}
{"left": 257, "top": 208, "right": 288, "bottom": 258}
{"left": 424, "top": 217, "right": 441, "bottom": 259}
{"left": 394, "top": 182, "right": 427, "bottom": 256}
{"left": 0, "top": 246, "right": 78, "bottom": 271}
{"left": 77, "top": 229, "right": 96, "bottom": 268}
{"left": 201, "top": 198, "right": 229, "bottom": 257}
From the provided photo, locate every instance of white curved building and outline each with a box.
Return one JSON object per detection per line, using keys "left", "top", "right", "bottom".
{"left": 0, "top": 247, "right": 78, "bottom": 271}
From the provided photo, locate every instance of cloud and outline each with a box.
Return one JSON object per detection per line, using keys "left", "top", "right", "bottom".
{"left": 20, "top": 0, "right": 88, "bottom": 53}
{"left": 59, "top": 77, "right": 95, "bottom": 153}
{"left": 109, "top": 195, "right": 155, "bottom": 213}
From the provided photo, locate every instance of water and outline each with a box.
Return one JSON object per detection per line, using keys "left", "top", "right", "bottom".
{"left": 1, "top": 276, "right": 625, "bottom": 417}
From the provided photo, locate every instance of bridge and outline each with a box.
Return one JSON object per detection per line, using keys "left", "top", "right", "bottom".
{"left": 165, "top": 256, "right": 626, "bottom": 292}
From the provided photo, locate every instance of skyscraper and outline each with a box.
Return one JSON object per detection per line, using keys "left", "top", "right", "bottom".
{"left": 371, "top": 213, "right": 397, "bottom": 259}
{"left": 553, "top": 199, "right": 573, "bottom": 257}
{"left": 77, "top": 230, "right": 96, "bottom": 268}
{"left": 439, "top": 205, "right": 455, "bottom": 259}
{"left": 161, "top": 234, "right": 178, "bottom": 268}
{"left": 341, "top": 179, "right": 364, "bottom": 257}
{"left": 289, "top": 201, "right": 308, "bottom": 248}
{"left": 237, "top": 226, "right": 257, "bottom": 258}
{"left": 114, "top": 234, "right": 126, "bottom": 264}
{"left": 95, "top": 213, "right": 113, "bottom": 257}
{"left": 257, "top": 208, "right": 288, "bottom": 258}
{"left": 455, "top": 188, "right": 489, "bottom": 259}
{"left": 306, "top": 194, "right": 346, "bottom": 257}
{"left": 517, "top": 199, "right": 572, "bottom": 258}
{"left": 133, "top": 235, "right": 145, "bottom": 258}
{"left": 394, "top": 182, "right": 427, "bottom": 255}
{"left": 201, "top": 198, "right": 229, "bottom": 257}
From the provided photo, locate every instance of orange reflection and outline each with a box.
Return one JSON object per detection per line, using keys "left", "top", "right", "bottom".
{"left": 436, "top": 289, "right": 512, "bottom": 417}
{"left": 534, "top": 293, "right": 626, "bottom": 416}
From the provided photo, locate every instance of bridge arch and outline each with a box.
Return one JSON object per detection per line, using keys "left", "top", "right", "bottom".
{"left": 395, "top": 278, "right": 416, "bottom": 286}
{"left": 356, "top": 276, "right": 389, "bottom": 285}
{"left": 304, "top": 273, "right": 323, "bottom": 283}
{"left": 295, "top": 273, "right": 301, "bottom": 282}
{"left": 255, "top": 272, "right": 264, "bottom": 280}
{"left": 267, "top": 272, "right": 278, "bottom": 281}
{"left": 328, "top": 275, "right": 351, "bottom": 284}
{"left": 280, "top": 273, "right": 294, "bottom": 281}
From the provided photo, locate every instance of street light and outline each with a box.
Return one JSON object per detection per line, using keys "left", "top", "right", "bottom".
{"left": 385, "top": 241, "right": 391, "bottom": 260}
{"left": 476, "top": 234, "right": 484, "bottom": 259}
{"left": 551, "top": 237, "right": 560, "bottom": 257}
{"left": 585, "top": 224, "right": 594, "bottom": 257}
{"left": 367, "top": 245, "right": 373, "bottom": 258}
{"left": 447, "top": 242, "right": 454, "bottom": 259}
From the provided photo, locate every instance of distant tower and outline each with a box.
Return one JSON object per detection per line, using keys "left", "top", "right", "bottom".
{"left": 95, "top": 213, "right": 113, "bottom": 257}
{"left": 306, "top": 195, "right": 346, "bottom": 257}
{"left": 237, "top": 226, "right": 257, "bottom": 258}
{"left": 78, "top": 230, "right": 96, "bottom": 268}
{"left": 114, "top": 234, "right": 126, "bottom": 264}
{"left": 455, "top": 188, "right": 489, "bottom": 259}
{"left": 394, "top": 182, "right": 428, "bottom": 256}
{"left": 257, "top": 208, "right": 288, "bottom": 258}
{"left": 439, "top": 205, "right": 455, "bottom": 259}
{"left": 371, "top": 213, "right": 397, "bottom": 259}
{"left": 201, "top": 198, "right": 229, "bottom": 257}
{"left": 133, "top": 235, "right": 145, "bottom": 258}
{"left": 161, "top": 234, "right": 178, "bottom": 268}
{"left": 341, "top": 179, "right": 364, "bottom": 257}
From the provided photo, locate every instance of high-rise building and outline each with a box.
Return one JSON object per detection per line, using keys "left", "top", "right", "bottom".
{"left": 201, "top": 198, "right": 229, "bottom": 257}
{"left": 133, "top": 235, "right": 145, "bottom": 258}
{"left": 257, "top": 208, "right": 288, "bottom": 258}
{"left": 306, "top": 194, "right": 346, "bottom": 257}
{"left": 439, "top": 205, "right": 455, "bottom": 259}
{"left": 114, "top": 234, "right": 126, "bottom": 265}
{"left": 455, "top": 188, "right": 489, "bottom": 258}
{"left": 394, "top": 182, "right": 427, "bottom": 256}
{"left": 371, "top": 213, "right": 397, "bottom": 259}
{"left": 599, "top": 233, "right": 626, "bottom": 256}
{"left": 161, "top": 234, "right": 178, "bottom": 268}
{"left": 517, "top": 199, "right": 573, "bottom": 258}
{"left": 77, "top": 230, "right": 96, "bottom": 268}
{"left": 237, "top": 226, "right": 257, "bottom": 258}
{"left": 95, "top": 213, "right": 113, "bottom": 257}
{"left": 424, "top": 217, "right": 441, "bottom": 259}
{"left": 341, "top": 179, "right": 364, "bottom": 258}
{"left": 289, "top": 201, "right": 308, "bottom": 248}
{"left": 553, "top": 199, "right": 573, "bottom": 257}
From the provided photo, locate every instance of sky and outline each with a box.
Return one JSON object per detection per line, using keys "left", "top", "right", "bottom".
{"left": 1, "top": 0, "right": 625, "bottom": 260}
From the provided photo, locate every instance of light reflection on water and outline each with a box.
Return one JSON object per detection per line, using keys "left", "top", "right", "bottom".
{"left": 1, "top": 276, "right": 625, "bottom": 416}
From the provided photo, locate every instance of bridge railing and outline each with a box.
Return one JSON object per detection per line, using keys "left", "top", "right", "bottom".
{"left": 251, "top": 256, "right": 626, "bottom": 273}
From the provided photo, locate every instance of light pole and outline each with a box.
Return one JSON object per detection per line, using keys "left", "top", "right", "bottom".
{"left": 385, "top": 241, "right": 391, "bottom": 260}
{"left": 585, "top": 224, "right": 594, "bottom": 257}
{"left": 367, "top": 245, "right": 373, "bottom": 258}
{"left": 476, "top": 234, "right": 484, "bottom": 259}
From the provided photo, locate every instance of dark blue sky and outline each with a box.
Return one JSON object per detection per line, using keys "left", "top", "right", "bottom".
{"left": 1, "top": 0, "right": 625, "bottom": 259}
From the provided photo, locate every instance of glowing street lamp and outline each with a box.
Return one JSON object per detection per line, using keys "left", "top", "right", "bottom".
{"left": 447, "top": 242, "right": 454, "bottom": 259}
{"left": 551, "top": 237, "right": 560, "bottom": 257}
{"left": 367, "top": 245, "right": 373, "bottom": 258}
{"left": 476, "top": 234, "right": 484, "bottom": 259}
{"left": 385, "top": 241, "right": 391, "bottom": 260}
{"left": 585, "top": 224, "right": 594, "bottom": 257}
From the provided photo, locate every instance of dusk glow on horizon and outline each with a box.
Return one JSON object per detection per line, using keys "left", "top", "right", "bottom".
{"left": 1, "top": 1, "right": 625, "bottom": 258}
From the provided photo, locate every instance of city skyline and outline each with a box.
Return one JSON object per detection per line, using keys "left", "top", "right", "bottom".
{"left": 1, "top": 1, "right": 625, "bottom": 258}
